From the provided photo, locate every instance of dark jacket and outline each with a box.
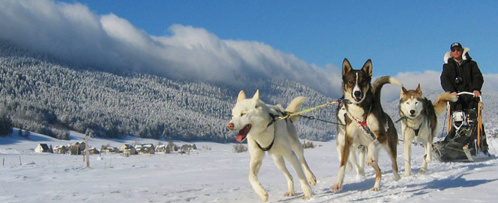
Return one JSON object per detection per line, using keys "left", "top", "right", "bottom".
{"left": 440, "top": 48, "right": 484, "bottom": 93}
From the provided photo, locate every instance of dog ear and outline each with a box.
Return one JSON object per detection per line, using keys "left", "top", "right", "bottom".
{"left": 362, "top": 59, "right": 373, "bottom": 77}
{"left": 416, "top": 84, "right": 421, "bottom": 92}
{"left": 252, "top": 90, "right": 260, "bottom": 101}
{"left": 416, "top": 83, "right": 422, "bottom": 95}
{"left": 342, "top": 58, "right": 352, "bottom": 77}
{"left": 237, "top": 90, "right": 246, "bottom": 102}
{"left": 401, "top": 86, "right": 408, "bottom": 96}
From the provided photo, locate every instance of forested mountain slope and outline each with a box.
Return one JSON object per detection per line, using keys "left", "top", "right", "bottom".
{"left": 0, "top": 40, "right": 336, "bottom": 141}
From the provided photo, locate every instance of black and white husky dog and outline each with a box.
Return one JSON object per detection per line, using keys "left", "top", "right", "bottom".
{"left": 331, "top": 58, "right": 401, "bottom": 192}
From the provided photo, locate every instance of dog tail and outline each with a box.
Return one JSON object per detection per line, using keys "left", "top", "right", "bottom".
{"left": 286, "top": 97, "right": 306, "bottom": 123}
{"left": 373, "top": 76, "right": 402, "bottom": 109}
{"left": 433, "top": 92, "right": 458, "bottom": 115}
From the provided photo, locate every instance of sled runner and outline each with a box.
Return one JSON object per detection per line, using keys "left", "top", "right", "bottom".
{"left": 432, "top": 92, "right": 494, "bottom": 162}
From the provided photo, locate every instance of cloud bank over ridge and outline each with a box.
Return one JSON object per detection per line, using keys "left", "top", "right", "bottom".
{"left": 2, "top": 0, "right": 497, "bottom": 100}
{"left": 0, "top": 0, "right": 342, "bottom": 96}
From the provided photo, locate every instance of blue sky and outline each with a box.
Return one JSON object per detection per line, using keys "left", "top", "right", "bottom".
{"left": 2, "top": 0, "right": 498, "bottom": 97}
{"left": 59, "top": 0, "right": 498, "bottom": 75}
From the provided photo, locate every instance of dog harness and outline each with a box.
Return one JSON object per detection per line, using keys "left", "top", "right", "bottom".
{"left": 397, "top": 114, "right": 424, "bottom": 136}
{"left": 347, "top": 106, "right": 376, "bottom": 140}
{"left": 256, "top": 111, "right": 286, "bottom": 151}
{"left": 413, "top": 122, "right": 423, "bottom": 136}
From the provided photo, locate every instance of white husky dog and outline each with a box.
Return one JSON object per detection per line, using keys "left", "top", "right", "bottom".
{"left": 227, "top": 90, "right": 316, "bottom": 202}
{"left": 399, "top": 84, "right": 457, "bottom": 176}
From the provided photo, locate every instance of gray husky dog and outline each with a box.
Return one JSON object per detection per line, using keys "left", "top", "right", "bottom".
{"left": 399, "top": 84, "right": 457, "bottom": 175}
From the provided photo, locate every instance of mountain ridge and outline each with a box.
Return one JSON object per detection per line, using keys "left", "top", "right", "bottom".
{"left": 0, "top": 39, "right": 337, "bottom": 142}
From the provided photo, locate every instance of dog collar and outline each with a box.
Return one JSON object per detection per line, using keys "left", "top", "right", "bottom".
{"left": 395, "top": 116, "right": 408, "bottom": 123}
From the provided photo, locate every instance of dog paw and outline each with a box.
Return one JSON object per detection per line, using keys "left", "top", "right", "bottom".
{"left": 301, "top": 186, "right": 313, "bottom": 199}
{"left": 393, "top": 173, "right": 401, "bottom": 181}
{"left": 370, "top": 186, "right": 380, "bottom": 191}
{"left": 330, "top": 184, "right": 342, "bottom": 192}
{"left": 284, "top": 191, "right": 295, "bottom": 197}
{"left": 301, "top": 195, "right": 312, "bottom": 200}
{"left": 307, "top": 176, "right": 317, "bottom": 186}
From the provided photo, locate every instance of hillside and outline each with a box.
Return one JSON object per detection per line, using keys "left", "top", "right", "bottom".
{"left": 0, "top": 40, "right": 336, "bottom": 142}
{"left": 2, "top": 39, "right": 497, "bottom": 142}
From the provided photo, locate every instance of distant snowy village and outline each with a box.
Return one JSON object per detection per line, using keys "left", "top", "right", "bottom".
{"left": 33, "top": 139, "right": 198, "bottom": 156}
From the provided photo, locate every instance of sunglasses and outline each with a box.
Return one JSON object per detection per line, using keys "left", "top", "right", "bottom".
{"left": 451, "top": 48, "right": 462, "bottom": 52}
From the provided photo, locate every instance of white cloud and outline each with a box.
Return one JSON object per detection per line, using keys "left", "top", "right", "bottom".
{"left": 395, "top": 70, "right": 442, "bottom": 91}
{"left": 4, "top": 1, "right": 493, "bottom": 100}
{"left": 0, "top": 0, "right": 341, "bottom": 96}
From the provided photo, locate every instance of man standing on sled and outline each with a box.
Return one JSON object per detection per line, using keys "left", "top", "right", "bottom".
{"left": 440, "top": 42, "right": 489, "bottom": 155}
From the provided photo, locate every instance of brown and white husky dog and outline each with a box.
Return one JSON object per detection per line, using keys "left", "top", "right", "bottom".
{"left": 399, "top": 84, "right": 457, "bottom": 176}
{"left": 331, "top": 58, "right": 401, "bottom": 192}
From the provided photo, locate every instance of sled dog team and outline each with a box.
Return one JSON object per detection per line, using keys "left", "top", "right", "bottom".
{"left": 227, "top": 58, "right": 458, "bottom": 201}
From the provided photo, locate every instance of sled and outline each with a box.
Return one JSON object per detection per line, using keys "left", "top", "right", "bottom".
{"left": 432, "top": 92, "right": 494, "bottom": 162}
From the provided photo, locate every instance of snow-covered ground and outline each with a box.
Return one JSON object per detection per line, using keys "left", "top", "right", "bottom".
{"left": 1, "top": 130, "right": 497, "bottom": 203}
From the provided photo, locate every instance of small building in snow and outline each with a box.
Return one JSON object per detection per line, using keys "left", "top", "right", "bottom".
{"left": 35, "top": 143, "right": 52, "bottom": 153}
{"left": 135, "top": 143, "right": 155, "bottom": 155}
{"left": 120, "top": 144, "right": 137, "bottom": 156}
{"left": 155, "top": 145, "right": 170, "bottom": 154}
{"left": 53, "top": 145, "right": 68, "bottom": 154}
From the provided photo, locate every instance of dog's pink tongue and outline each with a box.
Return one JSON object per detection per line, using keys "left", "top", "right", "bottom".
{"left": 236, "top": 124, "right": 251, "bottom": 142}
{"left": 236, "top": 134, "right": 245, "bottom": 142}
